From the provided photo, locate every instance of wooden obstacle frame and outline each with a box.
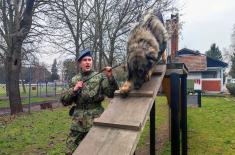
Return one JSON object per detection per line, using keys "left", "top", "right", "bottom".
{"left": 73, "top": 63, "right": 188, "bottom": 155}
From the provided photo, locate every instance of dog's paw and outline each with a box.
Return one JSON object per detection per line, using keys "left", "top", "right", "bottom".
{"left": 120, "top": 81, "right": 131, "bottom": 97}
{"left": 120, "top": 86, "right": 130, "bottom": 94}
{"left": 120, "top": 87, "right": 129, "bottom": 98}
{"left": 145, "top": 74, "right": 151, "bottom": 81}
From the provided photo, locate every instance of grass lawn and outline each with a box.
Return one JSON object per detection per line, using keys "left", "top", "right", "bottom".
{"left": 137, "top": 96, "right": 168, "bottom": 148}
{"left": 0, "top": 107, "right": 70, "bottom": 155}
{"left": 161, "top": 96, "right": 235, "bottom": 154}
{"left": 0, "top": 97, "right": 56, "bottom": 108}
{"left": 0, "top": 96, "right": 168, "bottom": 155}
{"left": 2, "top": 96, "right": 234, "bottom": 154}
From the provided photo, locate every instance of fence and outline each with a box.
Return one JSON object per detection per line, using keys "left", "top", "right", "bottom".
{"left": 0, "top": 81, "right": 68, "bottom": 115}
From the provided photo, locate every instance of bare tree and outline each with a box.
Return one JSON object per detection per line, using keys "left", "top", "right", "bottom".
{"left": 0, "top": 0, "right": 37, "bottom": 114}
{"left": 46, "top": 0, "right": 177, "bottom": 70}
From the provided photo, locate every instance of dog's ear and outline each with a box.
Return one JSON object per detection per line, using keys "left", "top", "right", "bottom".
{"left": 146, "top": 53, "right": 158, "bottom": 62}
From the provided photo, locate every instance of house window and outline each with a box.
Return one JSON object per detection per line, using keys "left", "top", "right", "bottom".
{"left": 202, "top": 71, "right": 217, "bottom": 78}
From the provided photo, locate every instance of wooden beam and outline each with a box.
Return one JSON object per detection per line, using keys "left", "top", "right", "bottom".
{"left": 73, "top": 65, "right": 167, "bottom": 154}
{"left": 94, "top": 97, "right": 154, "bottom": 131}
{"left": 114, "top": 90, "right": 154, "bottom": 97}
{"left": 73, "top": 126, "right": 139, "bottom": 155}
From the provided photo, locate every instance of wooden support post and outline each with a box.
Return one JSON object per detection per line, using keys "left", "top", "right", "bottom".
{"left": 150, "top": 101, "right": 156, "bottom": 155}
{"left": 181, "top": 74, "right": 188, "bottom": 155}
{"left": 170, "top": 73, "right": 180, "bottom": 155}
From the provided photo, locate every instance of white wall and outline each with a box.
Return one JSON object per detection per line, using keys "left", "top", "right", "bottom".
{"left": 187, "top": 72, "right": 201, "bottom": 79}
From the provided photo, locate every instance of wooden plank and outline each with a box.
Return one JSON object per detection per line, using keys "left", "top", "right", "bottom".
{"left": 166, "top": 63, "right": 188, "bottom": 75}
{"left": 73, "top": 65, "right": 167, "bottom": 155}
{"left": 114, "top": 90, "right": 154, "bottom": 97}
{"left": 94, "top": 65, "right": 166, "bottom": 130}
{"left": 94, "top": 97, "right": 153, "bottom": 131}
{"left": 73, "top": 126, "right": 139, "bottom": 155}
{"left": 165, "top": 69, "right": 185, "bottom": 76}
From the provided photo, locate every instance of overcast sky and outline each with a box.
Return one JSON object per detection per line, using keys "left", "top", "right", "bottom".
{"left": 178, "top": 0, "right": 235, "bottom": 53}
{"left": 41, "top": 0, "right": 235, "bottom": 66}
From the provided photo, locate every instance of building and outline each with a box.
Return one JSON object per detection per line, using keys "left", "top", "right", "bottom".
{"left": 173, "top": 48, "right": 228, "bottom": 93}
{"left": 166, "top": 14, "right": 228, "bottom": 93}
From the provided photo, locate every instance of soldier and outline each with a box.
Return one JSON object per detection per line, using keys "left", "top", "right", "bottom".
{"left": 60, "top": 49, "right": 119, "bottom": 154}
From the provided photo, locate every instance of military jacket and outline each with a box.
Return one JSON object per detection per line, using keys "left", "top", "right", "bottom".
{"left": 60, "top": 70, "right": 118, "bottom": 132}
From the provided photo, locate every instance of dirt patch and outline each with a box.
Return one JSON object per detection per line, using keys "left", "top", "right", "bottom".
{"left": 135, "top": 121, "right": 169, "bottom": 155}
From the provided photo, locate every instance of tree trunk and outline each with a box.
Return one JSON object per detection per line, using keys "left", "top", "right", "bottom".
{"left": 109, "top": 37, "right": 116, "bottom": 66}
{"left": 4, "top": 65, "right": 9, "bottom": 97}
{"left": 6, "top": 53, "right": 23, "bottom": 114}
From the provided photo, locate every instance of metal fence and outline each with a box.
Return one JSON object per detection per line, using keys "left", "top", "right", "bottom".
{"left": 0, "top": 81, "right": 68, "bottom": 114}
{"left": 0, "top": 82, "right": 68, "bottom": 98}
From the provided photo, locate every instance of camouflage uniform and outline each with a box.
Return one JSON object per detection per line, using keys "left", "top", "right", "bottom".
{"left": 60, "top": 70, "right": 118, "bottom": 153}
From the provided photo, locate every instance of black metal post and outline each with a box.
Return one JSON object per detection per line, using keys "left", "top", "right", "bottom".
{"left": 28, "top": 64, "right": 32, "bottom": 114}
{"left": 181, "top": 74, "right": 187, "bottom": 155}
{"left": 37, "top": 81, "right": 39, "bottom": 97}
{"left": 150, "top": 101, "right": 156, "bottom": 155}
{"left": 170, "top": 73, "right": 180, "bottom": 155}
{"left": 198, "top": 90, "right": 201, "bottom": 107}
{"left": 54, "top": 82, "right": 57, "bottom": 96}
{"left": 46, "top": 81, "right": 48, "bottom": 97}
{"left": 39, "top": 82, "right": 41, "bottom": 97}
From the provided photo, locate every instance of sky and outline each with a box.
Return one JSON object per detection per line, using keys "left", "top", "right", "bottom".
{"left": 41, "top": 0, "right": 235, "bottom": 66}
{"left": 178, "top": 0, "right": 235, "bottom": 53}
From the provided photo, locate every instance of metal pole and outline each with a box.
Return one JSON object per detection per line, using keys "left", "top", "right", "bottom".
{"left": 37, "top": 81, "right": 38, "bottom": 97}
{"left": 150, "top": 101, "right": 156, "bottom": 155}
{"left": 39, "top": 82, "right": 41, "bottom": 97}
{"left": 198, "top": 90, "right": 201, "bottom": 107}
{"left": 170, "top": 73, "right": 180, "bottom": 155}
{"left": 46, "top": 81, "right": 48, "bottom": 97}
{"left": 54, "top": 82, "right": 57, "bottom": 96}
{"left": 28, "top": 64, "right": 31, "bottom": 113}
{"left": 181, "top": 74, "right": 188, "bottom": 155}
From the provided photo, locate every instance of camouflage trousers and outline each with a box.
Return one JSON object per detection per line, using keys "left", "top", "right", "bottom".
{"left": 66, "top": 130, "right": 88, "bottom": 154}
{"left": 66, "top": 106, "right": 104, "bottom": 154}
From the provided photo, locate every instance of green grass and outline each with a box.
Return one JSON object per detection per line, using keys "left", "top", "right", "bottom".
{"left": 137, "top": 96, "right": 168, "bottom": 148}
{"left": 3, "top": 96, "right": 234, "bottom": 154}
{"left": 0, "top": 96, "right": 168, "bottom": 154}
{"left": 161, "top": 96, "right": 235, "bottom": 155}
{"left": 0, "top": 107, "right": 70, "bottom": 155}
{"left": 0, "top": 97, "right": 56, "bottom": 108}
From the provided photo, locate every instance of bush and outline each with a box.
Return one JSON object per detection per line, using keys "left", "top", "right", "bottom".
{"left": 226, "top": 83, "right": 235, "bottom": 95}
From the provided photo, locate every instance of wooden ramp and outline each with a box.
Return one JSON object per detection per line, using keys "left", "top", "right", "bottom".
{"left": 73, "top": 65, "right": 166, "bottom": 155}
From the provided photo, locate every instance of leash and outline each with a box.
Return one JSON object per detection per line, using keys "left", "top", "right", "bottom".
{"left": 82, "top": 63, "right": 124, "bottom": 84}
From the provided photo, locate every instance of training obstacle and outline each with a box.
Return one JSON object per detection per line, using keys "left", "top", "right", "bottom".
{"left": 73, "top": 63, "right": 188, "bottom": 155}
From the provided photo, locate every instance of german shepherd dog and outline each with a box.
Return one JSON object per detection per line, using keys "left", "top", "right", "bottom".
{"left": 120, "top": 10, "right": 168, "bottom": 95}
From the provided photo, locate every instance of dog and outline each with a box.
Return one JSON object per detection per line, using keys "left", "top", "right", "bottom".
{"left": 120, "top": 9, "right": 168, "bottom": 95}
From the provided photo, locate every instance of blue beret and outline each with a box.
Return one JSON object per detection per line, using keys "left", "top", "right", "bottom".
{"left": 77, "top": 49, "right": 93, "bottom": 61}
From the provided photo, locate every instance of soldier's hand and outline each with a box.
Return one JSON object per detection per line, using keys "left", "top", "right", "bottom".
{"left": 104, "top": 66, "right": 113, "bottom": 78}
{"left": 73, "top": 81, "right": 84, "bottom": 92}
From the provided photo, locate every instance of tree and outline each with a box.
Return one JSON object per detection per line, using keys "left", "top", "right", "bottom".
{"left": 229, "top": 53, "right": 235, "bottom": 78}
{"left": 206, "top": 43, "right": 223, "bottom": 61}
{"left": 228, "top": 25, "right": 235, "bottom": 78}
{"left": 0, "top": 0, "right": 37, "bottom": 114}
{"left": 51, "top": 59, "right": 59, "bottom": 81}
{"left": 46, "top": 0, "right": 177, "bottom": 70}
{"left": 62, "top": 59, "right": 76, "bottom": 82}
{"left": 231, "top": 24, "right": 235, "bottom": 52}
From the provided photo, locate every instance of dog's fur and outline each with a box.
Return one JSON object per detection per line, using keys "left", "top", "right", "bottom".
{"left": 120, "top": 10, "right": 168, "bottom": 94}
